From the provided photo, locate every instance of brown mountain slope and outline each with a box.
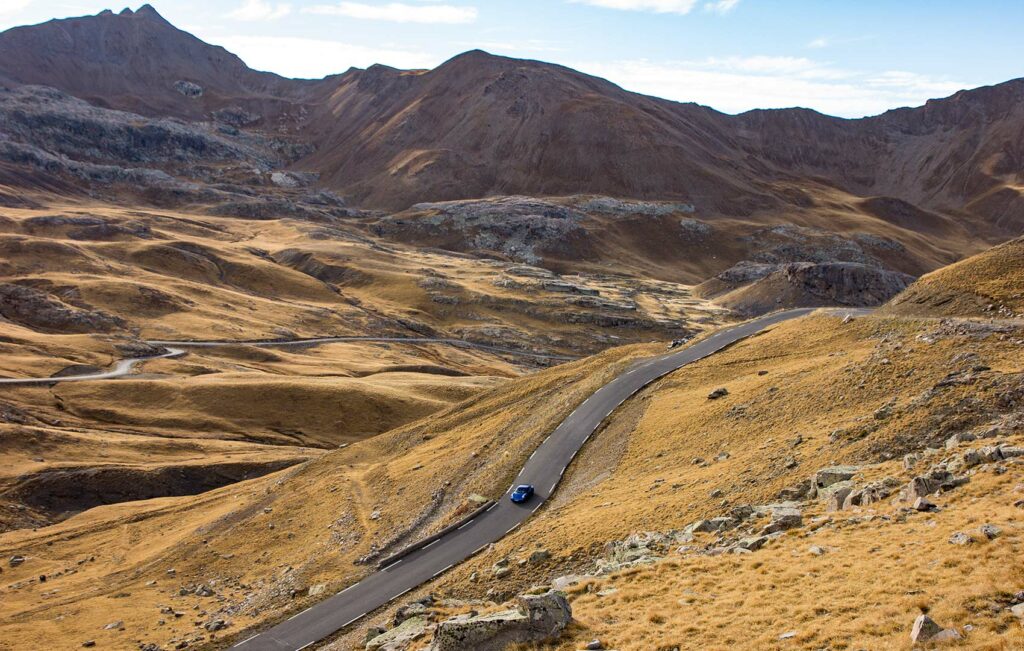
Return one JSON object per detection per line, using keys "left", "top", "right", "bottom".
{"left": 0, "top": 5, "right": 324, "bottom": 124}
{"left": 1, "top": 6, "right": 1021, "bottom": 241}
{"left": 298, "top": 50, "right": 767, "bottom": 213}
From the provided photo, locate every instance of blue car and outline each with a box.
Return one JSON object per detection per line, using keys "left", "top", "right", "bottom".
{"left": 510, "top": 484, "right": 534, "bottom": 503}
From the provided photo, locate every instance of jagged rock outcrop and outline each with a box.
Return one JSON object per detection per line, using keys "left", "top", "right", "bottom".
{"left": 0, "top": 283, "right": 125, "bottom": 333}
{"left": 375, "top": 197, "right": 588, "bottom": 265}
{"left": 704, "top": 262, "right": 914, "bottom": 316}
{"left": 427, "top": 590, "right": 571, "bottom": 651}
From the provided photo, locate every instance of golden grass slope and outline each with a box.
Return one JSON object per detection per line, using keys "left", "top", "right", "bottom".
{"left": 380, "top": 313, "right": 1024, "bottom": 651}
{"left": 886, "top": 235, "right": 1024, "bottom": 318}
{"left": 0, "top": 343, "right": 658, "bottom": 650}
{"left": 3, "top": 308, "right": 1022, "bottom": 650}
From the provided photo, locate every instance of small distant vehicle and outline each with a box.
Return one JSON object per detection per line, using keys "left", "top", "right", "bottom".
{"left": 510, "top": 484, "right": 535, "bottom": 503}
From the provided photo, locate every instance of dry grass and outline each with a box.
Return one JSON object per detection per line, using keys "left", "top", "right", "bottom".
{"left": 558, "top": 461, "right": 1024, "bottom": 650}
{"left": 411, "top": 312, "right": 1024, "bottom": 650}
{"left": 886, "top": 235, "right": 1024, "bottom": 317}
{"left": 0, "top": 342, "right": 659, "bottom": 650}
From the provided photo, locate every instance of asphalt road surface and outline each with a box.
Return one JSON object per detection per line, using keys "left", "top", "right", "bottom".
{"left": 146, "top": 335, "right": 577, "bottom": 361}
{"left": 0, "top": 347, "right": 185, "bottom": 386}
{"left": 0, "top": 336, "right": 571, "bottom": 386}
{"left": 232, "top": 307, "right": 831, "bottom": 651}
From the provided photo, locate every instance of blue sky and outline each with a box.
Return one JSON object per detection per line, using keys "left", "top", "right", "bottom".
{"left": 2, "top": 1, "right": 1022, "bottom": 117}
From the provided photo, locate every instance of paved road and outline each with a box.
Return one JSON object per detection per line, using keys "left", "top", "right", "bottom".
{"left": 0, "top": 347, "right": 185, "bottom": 386}
{"left": 146, "top": 336, "right": 577, "bottom": 361}
{"left": 232, "top": 307, "right": 830, "bottom": 651}
{"left": 0, "top": 335, "right": 571, "bottom": 386}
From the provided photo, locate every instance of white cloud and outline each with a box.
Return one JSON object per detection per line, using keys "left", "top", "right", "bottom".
{"left": 0, "top": 0, "right": 34, "bottom": 16}
{"left": 574, "top": 56, "right": 966, "bottom": 118}
{"left": 704, "top": 0, "right": 739, "bottom": 14}
{"left": 303, "top": 2, "right": 478, "bottom": 24}
{"left": 228, "top": 0, "right": 292, "bottom": 21}
{"left": 571, "top": 0, "right": 699, "bottom": 15}
{"left": 216, "top": 35, "right": 439, "bottom": 78}
{"left": 807, "top": 37, "right": 829, "bottom": 49}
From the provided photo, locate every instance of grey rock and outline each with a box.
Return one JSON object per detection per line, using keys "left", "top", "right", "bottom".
{"left": 979, "top": 524, "right": 1001, "bottom": 540}
{"left": 761, "top": 507, "right": 802, "bottom": 534}
{"left": 818, "top": 479, "right": 856, "bottom": 503}
{"left": 368, "top": 616, "right": 429, "bottom": 651}
{"left": 394, "top": 602, "right": 429, "bottom": 626}
{"left": 737, "top": 536, "right": 769, "bottom": 552}
{"left": 827, "top": 486, "right": 854, "bottom": 512}
{"left": 978, "top": 446, "right": 1003, "bottom": 463}
{"left": 428, "top": 590, "right": 571, "bottom": 651}
{"left": 778, "top": 480, "right": 814, "bottom": 501}
{"left": 707, "top": 388, "right": 729, "bottom": 400}
{"left": 910, "top": 615, "right": 943, "bottom": 643}
{"left": 690, "top": 517, "right": 739, "bottom": 533}
{"left": 948, "top": 532, "right": 973, "bottom": 546}
{"left": 945, "top": 432, "right": 976, "bottom": 449}
{"left": 932, "top": 629, "right": 962, "bottom": 642}
{"left": 585, "top": 640, "right": 604, "bottom": 650}
{"left": 1010, "top": 603, "right": 1024, "bottom": 620}
{"left": 1000, "top": 446, "right": 1024, "bottom": 458}
{"left": 9, "top": 555, "right": 25, "bottom": 567}
{"left": 528, "top": 549, "right": 551, "bottom": 564}
{"left": 551, "top": 575, "right": 587, "bottom": 591}
{"left": 912, "top": 497, "right": 937, "bottom": 512}
{"left": 173, "top": 80, "right": 203, "bottom": 97}
{"left": 364, "top": 627, "right": 387, "bottom": 644}
{"left": 812, "top": 466, "right": 859, "bottom": 491}
{"left": 729, "top": 504, "right": 755, "bottom": 520}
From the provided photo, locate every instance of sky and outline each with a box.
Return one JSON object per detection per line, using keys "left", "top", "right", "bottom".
{"left": 2, "top": 0, "right": 1022, "bottom": 118}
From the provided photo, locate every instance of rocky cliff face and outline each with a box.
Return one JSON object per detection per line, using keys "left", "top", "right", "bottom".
{"left": 708, "top": 262, "right": 915, "bottom": 316}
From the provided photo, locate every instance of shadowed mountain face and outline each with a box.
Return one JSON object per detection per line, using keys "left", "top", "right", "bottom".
{"left": 0, "top": 5, "right": 328, "bottom": 122}
{"left": 0, "top": 6, "right": 1021, "bottom": 231}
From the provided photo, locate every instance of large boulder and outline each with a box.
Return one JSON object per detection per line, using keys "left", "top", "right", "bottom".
{"left": 428, "top": 590, "right": 571, "bottom": 651}
{"left": 366, "top": 616, "right": 430, "bottom": 651}
{"left": 811, "top": 466, "right": 860, "bottom": 495}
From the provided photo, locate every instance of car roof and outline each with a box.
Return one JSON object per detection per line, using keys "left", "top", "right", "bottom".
{"left": 515, "top": 484, "right": 532, "bottom": 490}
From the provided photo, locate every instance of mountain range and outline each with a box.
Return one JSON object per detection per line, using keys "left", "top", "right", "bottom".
{"left": 1, "top": 3, "right": 1021, "bottom": 237}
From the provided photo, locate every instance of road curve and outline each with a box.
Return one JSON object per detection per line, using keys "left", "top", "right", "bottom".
{"left": 0, "top": 336, "right": 571, "bottom": 387}
{"left": 232, "top": 307, "right": 832, "bottom": 651}
{"left": 146, "top": 336, "right": 577, "bottom": 361}
{"left": 0, "top": 347, "right": 186, "bottom": 386}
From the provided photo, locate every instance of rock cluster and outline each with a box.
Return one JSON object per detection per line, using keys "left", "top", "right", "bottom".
{"left": 361, "top": 591, "right": 572, "bottom": 651}
{"left": 428, "top": 590, "right": 571, "bottom": 651}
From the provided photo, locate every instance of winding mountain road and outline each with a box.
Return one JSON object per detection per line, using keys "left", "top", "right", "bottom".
{"left": 232, "top": 307, "right": 837, "bottom": 651}
{"left": 0, "top": 336, "right": 572, "bottom": 386}
{"left": 146, "top": 335, "right": 577, "bottom": 361}
{"left": 0, "top": 347, "right": 186, "bottom": 386}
